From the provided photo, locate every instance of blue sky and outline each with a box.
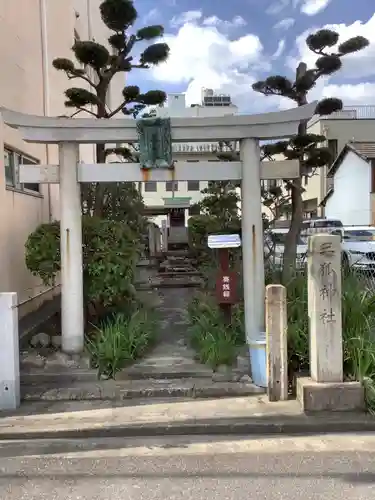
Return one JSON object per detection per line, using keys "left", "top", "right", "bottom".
{"left": 127, "top": 0, "right": 375, "bottom": 112}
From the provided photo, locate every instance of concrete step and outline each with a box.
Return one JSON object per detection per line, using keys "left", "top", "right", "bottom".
{"left": 157, "top": 271, "right": 202, "bottom": 277}
{"left": 2, "top": 397, "right": 373, "bottom": 441}
{"left": 136, "top": 280, "right": 203, "bottom": 289}
{"left": 21, "top": 370, "right": 98, "bottom": 385}
{"left": 21, "top": 378, "right": 265, "bottom": 402}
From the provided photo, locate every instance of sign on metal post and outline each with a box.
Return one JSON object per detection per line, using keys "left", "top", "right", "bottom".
{"left": 208, "top": 233, "right": 241, "bottom": 323}
{"left": 207, "top": 234, "right": 241, "bottom": 249}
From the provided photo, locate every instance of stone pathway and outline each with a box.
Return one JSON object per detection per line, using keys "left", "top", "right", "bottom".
{"left": 19, "top": 256, "right": 258, "bottom": 402}
{"left": 123, "top": 288, "right": 214, "bottom": 379}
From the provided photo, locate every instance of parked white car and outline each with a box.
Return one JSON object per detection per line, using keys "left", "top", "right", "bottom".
{"left": 341, "top": 226, "right": 375, "bottom": 272}
{"left": 265, "top": 224, "right": 375, "bottom": 273}
{"left": 301, "top": 218, "right": 344, "bottom": 237}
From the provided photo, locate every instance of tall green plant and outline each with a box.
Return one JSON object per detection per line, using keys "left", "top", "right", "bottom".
{"left": 87, "top": 309, "right": 156, "bottom": 379}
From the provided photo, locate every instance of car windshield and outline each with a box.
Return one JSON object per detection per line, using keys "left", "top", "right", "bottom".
{"left": 314, "top": 220, "right": 343, "bottom": 228}
{"left": 344, "top": 229, "right": 375, "bottom": 241}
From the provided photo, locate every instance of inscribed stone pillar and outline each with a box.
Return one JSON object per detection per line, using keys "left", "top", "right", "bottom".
{"left": 307, "top": 234, "right": 343, "bottom": 383}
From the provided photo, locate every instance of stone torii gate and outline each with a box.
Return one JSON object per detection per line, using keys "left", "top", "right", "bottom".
{"left": 1, "top": 103, "right": 316, "bottom": 354}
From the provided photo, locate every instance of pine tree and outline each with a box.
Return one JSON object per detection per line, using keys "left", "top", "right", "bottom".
{"left": 52, "top": 0, "right": 170, "bottom": 220}
{"left": 196, "top": 181, "right": 241, "bottom": 227}
{"left": 252, "top": 29, "right": 369, "bottom": 282}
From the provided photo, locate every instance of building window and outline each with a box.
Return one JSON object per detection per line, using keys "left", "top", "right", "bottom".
{"left": 327, "top": 139, "right": 338, "bottom": 164}
{"left": 4, "top": 149, "right": 15, "bottom": 186}
{"left": 4, "top": 148, "right": 40, "bottom": 193}
{"left": 187, "top": 180, "right": 200, "bottom": 191}
{"left": 144, "top": 181, "right": 157, "bottom": 192}
{"left": 371, "top": 160, "right": 375, "bottom": 193}
{"left": 165, "top": 181, "right": 178, "bottom": 192}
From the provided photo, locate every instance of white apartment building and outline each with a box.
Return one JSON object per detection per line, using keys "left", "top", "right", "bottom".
{"left": 140, "top": 89, "right": 238, "bottom": 230}
{"left": 265, "top": 105, "right": 375, "bottom": 227}
{"left": 0, "top": 0, "right": 122, "bottom": 315}
{"left": 304, "top": 106, "right": 375, "bottom": 219}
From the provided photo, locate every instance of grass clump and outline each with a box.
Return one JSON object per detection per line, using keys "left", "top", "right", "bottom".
{"left": 86, "top": 307, "right": 156, "bottom": 379}
{"left": 187, "top": 292, "right": 245, "bottom": 369}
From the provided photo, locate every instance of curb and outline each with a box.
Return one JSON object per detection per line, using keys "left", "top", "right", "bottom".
{"left": 1, "top": 415, "right": 375, "bottom": 441}
{"left": 20, "top": 380, "right": 265, "bottom": 402}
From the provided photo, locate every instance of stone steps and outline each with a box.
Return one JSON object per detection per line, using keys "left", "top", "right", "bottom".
{"left": 136, "top": 279, "right": 203, "bottom": 289}
{"left": 21, "top": 378, "right": 264, "bottom": 402}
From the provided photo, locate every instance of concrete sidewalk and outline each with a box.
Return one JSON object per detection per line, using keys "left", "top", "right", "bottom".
{"left": 0, "top": 396, "right": 374, "bottom": 440}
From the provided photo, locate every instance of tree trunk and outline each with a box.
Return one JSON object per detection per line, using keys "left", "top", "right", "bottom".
{"left": 92, "top": 86, "right": 108, "bottom": 217}
{"left": 93, "top": 143, "right": 106, "bottom": 216}
{"left": 281, "top": 62, "right": 307, "bottom": 284}
{"left": 281, "top": 177, "right": 303, "bottom": 283}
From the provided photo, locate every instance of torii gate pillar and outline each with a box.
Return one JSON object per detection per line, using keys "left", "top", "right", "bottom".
{"left": 241, "top": 138, "right": 265, "bottom": 339}
{"left": 59, "top": 143, "right": 84, "bottom": 353}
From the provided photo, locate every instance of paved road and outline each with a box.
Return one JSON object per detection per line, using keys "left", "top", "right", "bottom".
{"left": 1, "top": 434, "right": 375, "bottom": 499}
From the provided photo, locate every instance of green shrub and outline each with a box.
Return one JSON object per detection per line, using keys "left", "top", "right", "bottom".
{"left": 187, "top": 291, "right": 244, "bottom": 369}
{"left": 25, "top": 221, "right": 61, "bottom": 285}
{"left": 25, "top": 216, "right": 142, "bottom": 314}
{"left": 86, "top": 308, "right": 156, "bottom": 379}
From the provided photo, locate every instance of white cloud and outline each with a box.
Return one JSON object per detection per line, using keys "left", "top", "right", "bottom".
{"left": 203, "top": 15, "right": 247, "bottom": 29}
{"left": 170, "top": 11, "right": 202, "bottom": 28}
{"left": 300, "top": 0, "right": 331, "bottom": 15}
{"left": 150, "top": 10, "right": 375, "bottom": 112}
{"left": 272, "top": 39, "right": 286, "bottom": 58}
{"left": 266, "top": 0, "right": 290, "bottom": 15}
{"left": 151, "top": 13, "right": 270, "bottom": 109}
{"left": 322, "top": 82, "right": 375, "bottom": 105}
{"left": 274, "top": 18, "right": 296, "bottom": 30}
{"left": 141, "top": 8, "right": 159, "bottom": 25}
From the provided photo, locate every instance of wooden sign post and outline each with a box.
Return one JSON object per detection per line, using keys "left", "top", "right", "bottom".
{"left": 208, "top": 234, "right": 241, "bottom": 324}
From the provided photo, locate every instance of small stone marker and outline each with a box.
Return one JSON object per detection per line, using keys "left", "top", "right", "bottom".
{"left": 307, "top": 234, "right": 343, "bottom": 383}
{"left": 265, "top": 284, "right": 288, "bottom": 401}
{"left": 0, "top": 293, "right": 20, "bottom": 409}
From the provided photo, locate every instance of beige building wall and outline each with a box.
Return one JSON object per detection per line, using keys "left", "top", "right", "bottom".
{"left": 0, "top": 0, "right": 123, "bottom": 316}
{"left": 303, "top": 117, "right": 375, "bottom": 217}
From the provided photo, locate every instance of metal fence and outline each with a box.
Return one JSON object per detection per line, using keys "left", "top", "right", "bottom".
{"left": 308, "top": 105, "right": 375, "bottom": 127}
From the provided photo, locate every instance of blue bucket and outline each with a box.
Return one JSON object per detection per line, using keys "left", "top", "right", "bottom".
{"left": 249, "top": 335, "right": 267, "bottom": 388}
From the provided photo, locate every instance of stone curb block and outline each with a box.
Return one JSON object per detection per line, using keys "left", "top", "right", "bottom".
{"left": 1, "top": 416, "right": 375, "bottom": 441}
{"left": 21, "top": 383, "right": 265, "bottom": 402}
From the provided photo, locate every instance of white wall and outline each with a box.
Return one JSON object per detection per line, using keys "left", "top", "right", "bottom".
{"left": 325, "top": 150, "right": 371, "bottom": 225}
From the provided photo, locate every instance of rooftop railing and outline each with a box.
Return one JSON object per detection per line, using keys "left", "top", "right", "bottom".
{"left": 308, "top": 105, "right": 375, "bottom": 126}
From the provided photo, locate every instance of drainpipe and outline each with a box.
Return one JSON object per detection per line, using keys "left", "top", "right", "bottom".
{"left": 40, "top": 0, "right": 52, "bottom": 221}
